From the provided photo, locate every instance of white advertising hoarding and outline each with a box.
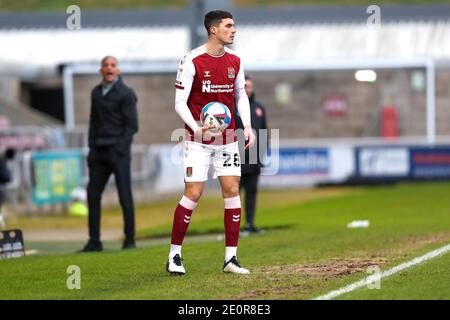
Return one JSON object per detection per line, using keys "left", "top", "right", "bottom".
{"left": 358, "top": 147, "right": 409, "bottom": 177}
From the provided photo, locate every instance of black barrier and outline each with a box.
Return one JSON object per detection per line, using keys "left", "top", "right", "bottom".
{"left": 0, "top": 229, "right": 25, "bottom": 259}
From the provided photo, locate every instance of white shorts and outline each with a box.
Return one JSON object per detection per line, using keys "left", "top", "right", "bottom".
{"left": 184, "top": 141, "right": 241, "bottom": 182}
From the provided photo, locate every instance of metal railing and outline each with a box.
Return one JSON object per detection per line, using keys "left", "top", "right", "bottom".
{"left": 4, "top": 144, "right": 158, "bottom": 215}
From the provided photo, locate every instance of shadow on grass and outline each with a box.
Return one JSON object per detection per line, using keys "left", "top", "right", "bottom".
{"left": 136, "top": 224, "right": 295, "bottom": 240}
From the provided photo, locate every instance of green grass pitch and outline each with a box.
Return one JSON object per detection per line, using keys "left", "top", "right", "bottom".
{"left": 1, "top": 182, "right": 450, "bottom": 299}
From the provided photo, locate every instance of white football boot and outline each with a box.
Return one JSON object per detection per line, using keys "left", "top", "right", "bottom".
{"left": 166, "top": 254, "right": 186, "bottom": 275}
{"left": 223, "top": 256, "right": 250, "bottom": 274}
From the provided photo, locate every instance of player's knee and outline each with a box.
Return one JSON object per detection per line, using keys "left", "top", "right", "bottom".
{"left": 185, "top": 190, "right": 203, "bottom": 203}
{"left": 223, "top": 185, "right": 240, "bottom": 198}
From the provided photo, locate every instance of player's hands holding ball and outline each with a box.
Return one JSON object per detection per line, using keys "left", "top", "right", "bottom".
{"left": 195, "top": 101, "right": 255, "bottom": 147}
{"left": 195, "top": 123, "right": 223, "bottom": 140}
{"left": 197, "top": 102, "right": 232, "bottom": 140}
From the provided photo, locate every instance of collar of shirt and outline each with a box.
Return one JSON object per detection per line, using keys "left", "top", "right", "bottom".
{"left": 102, "top": 77, "right": 119, "bottom": 96}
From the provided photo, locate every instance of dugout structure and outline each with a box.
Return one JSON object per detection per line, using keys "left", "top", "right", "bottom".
{"left": 63, "top": 57, "right": 444, "bottom": 145}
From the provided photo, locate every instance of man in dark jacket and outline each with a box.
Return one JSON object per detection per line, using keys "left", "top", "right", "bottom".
{"left": 80, "top": 56, "right": 138, "bottom": 252}
{"left": 235, "top": 75, "right": 268, "bottom": 234}
{"left": 0, "top": 148, "right": 13, "bottom": 230}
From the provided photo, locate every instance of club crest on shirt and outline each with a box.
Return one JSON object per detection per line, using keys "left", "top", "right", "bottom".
{"left": 204, "top": 70, "right": 210, "bottom": 78}
{"left": 227, "top": 67, "right": 235, "bottom": 79}
{"left": 186, "top": 167, "right": 193, "bottom": 177}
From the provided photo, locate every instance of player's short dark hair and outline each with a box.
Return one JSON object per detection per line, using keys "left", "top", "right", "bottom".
{"left": 245, "top": 75, "right": 252, "bottom": 81}
{"left": 204, "top": 10, "right": 233, "bottom": 35}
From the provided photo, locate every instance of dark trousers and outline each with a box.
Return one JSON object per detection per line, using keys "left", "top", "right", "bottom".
{"left": 239, "top": 172, "right": 260, "bottom": 228}
{"left": 0, "top": 188, "right": 4, "bottom": 208}
{"left": 87, "top": 146, "right": 135, "bottom": 242}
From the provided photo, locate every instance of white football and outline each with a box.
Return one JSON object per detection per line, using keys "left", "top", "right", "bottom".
{"left": 200, "top": 102, "right": 232, "bottom": 133}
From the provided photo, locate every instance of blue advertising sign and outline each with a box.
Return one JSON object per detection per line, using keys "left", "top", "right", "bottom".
{"left": 410, "top": 146, "right": 450, "bottom": 179}
{"left": 32, "top": 151, "right": 83, "bottom": 205}
{"left": 274, "top": 148, "right": 329, "bottom": 176}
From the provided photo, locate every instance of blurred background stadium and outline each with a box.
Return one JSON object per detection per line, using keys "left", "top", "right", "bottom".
{"left": 1, "top": 0, "right": 450, "bottom": 233}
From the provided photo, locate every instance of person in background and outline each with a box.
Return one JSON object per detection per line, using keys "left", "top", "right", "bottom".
{"left": 0, "top": 147, "right": 15, "bottom": 230}
{"left": 79, "top": 56, "right": 138, "bottom": 252}
{"left": 236, "top": 75, "right": 268, "bottom": 234}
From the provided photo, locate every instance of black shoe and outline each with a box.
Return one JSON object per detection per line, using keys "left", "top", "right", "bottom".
{"left": 244, "top": 226, "right": 264, "bottom": 234}
{"left": 122, "top": 239, "right": 136, "bottom": 250}
{"left": 78, "top": 240, "right": 103, "bottom": 253}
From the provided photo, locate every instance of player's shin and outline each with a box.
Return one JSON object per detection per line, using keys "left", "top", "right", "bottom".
{"left": 223, "top": 195, "right": 241, "bottom": 261}
{"left": 169, "top": 195, "right": 197, "bottom": 258}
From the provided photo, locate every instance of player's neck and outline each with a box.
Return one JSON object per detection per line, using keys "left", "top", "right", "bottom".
{"left": 205, "top": 41, "right": 225, "bottom": 57}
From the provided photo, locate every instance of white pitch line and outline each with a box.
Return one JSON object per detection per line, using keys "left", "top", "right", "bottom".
{"left": 313, "top": 242, "right": 450, "bottom": 300}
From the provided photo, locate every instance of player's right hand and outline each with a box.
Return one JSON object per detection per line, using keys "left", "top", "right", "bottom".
{"left": 194, "top": 125, "right": 222, "bottom": 141}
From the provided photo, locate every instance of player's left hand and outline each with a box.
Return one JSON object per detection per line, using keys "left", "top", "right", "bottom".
{"left": 243, "top": 126, "right": 255, "bottom": 149}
